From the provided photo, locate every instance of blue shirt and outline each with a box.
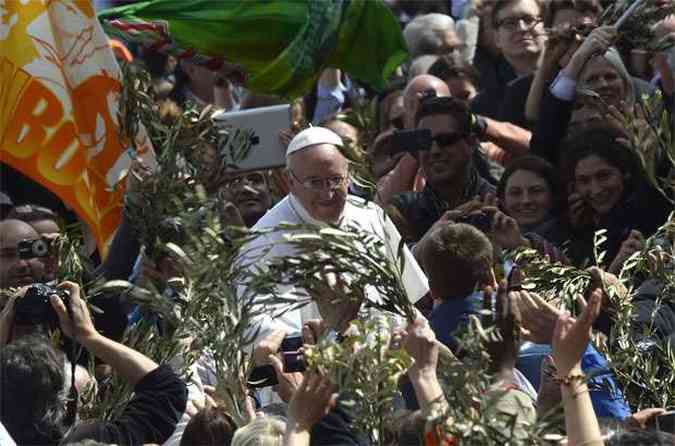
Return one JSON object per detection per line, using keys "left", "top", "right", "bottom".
{"left": 517, "top": 343, "right": 631, "bottom": 420}
{"left": 430, "top": 292, "right": 483, "bottom": 352}
{"left": 402, "top": 293, "right": 483, "bottom": 410}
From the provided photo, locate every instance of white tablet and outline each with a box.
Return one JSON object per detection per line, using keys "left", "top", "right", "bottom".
{"left": 212, "top": 104, "right": 291, "bottom": 172}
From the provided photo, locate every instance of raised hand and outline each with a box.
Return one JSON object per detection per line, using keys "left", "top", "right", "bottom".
{"left": 515, "top": 290, "right": 561, "bottom": 344}
{"left": 484, "top": 281, "right": 521, "bottom": 375}
{"left": 564, "top": 26, "right": 617, "bottom": 80}
{"left": 403, "top": 317, "right": 439, "bottom": 374}
{"left": 551, "top": 289, "right": 602, "bottom": 377}
{"left": 608, "top": 230, "right": 644, "bottom": 274}
{"left": 483, "top": 207, "right": 528, "bottom": 250}
{"left": 49, "top": 281, "right": 98, "bottom": 342}
{"left": 286, "top": 372, "right": 337, "bottom": 432}
{"left": 310, "top": 272, "right": 361, "bottom": 334}
{"left": 269, "top": 353, "right": 304, "bottom": 404}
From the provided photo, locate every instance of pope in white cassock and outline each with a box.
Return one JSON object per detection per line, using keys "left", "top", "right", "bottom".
{"left": 238, "top": 126, "right": 429, "bottom": 343}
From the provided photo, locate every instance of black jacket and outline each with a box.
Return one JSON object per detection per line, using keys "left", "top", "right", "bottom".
{"left": 391, "top": 170, "right": 496, "bottom": 242}
{"left": 61, "top": 365, "right": 188, "bottom": 446}
{"left": 529, "top": 76, "right": 656, "bottom": 166}
{"left": 566, "top": 185, "right": 670, "bottom": 268}
{"left": 499, "top": 74, "right": 535, "bottom": 130}
{"left": 470, "top": 51, "right": 517, "bottom": 120}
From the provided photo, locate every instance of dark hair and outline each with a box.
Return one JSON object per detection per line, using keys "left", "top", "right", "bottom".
{"left": 1, "top": 334, "right": 69, "bottom": 445}
{"left": 375, "top": 79, "right": 407, "bottom": 133}
{"left": 543, "top": 0, "right": 602, "bottom": 28}
{"left": 561, "top": 124, "right": 640, "bottom": 194}
{"left": 428, "top": 56, "right": 481, "bottom": 88}
{"left": 141, "top": 49, "right": 169, "bottom": 79}
{"left": 421, "top": 223, "right": 494, "bottom": 298}
{"left": 492, "top": 0, "right": 545, "bottom": 27}
{"left": 7, "top": 204, "right": 59, "bottom": 223}
{"left": 415, "top": 96, "right": 472, "bottom": 132}
{"left": 606, "top": 430, "right": 675, "bottom": 446}
{"left": 180, "top": 405, "right": 237, "bottom": 446}
{"left": 168, "top": 62, "right": 190, "bottom": 107}
{"left": 497, "top": 155, "right": 563, "bottom": 215}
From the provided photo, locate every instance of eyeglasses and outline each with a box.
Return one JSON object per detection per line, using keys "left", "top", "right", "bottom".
{"left": 289, "top": 169, "right": 347, "bottom": 191}
{"left": 225, "top": 172, "right": 266, "bottom": 189}
{"left": 497, "top": 14, "right": 542, "bottom": 31}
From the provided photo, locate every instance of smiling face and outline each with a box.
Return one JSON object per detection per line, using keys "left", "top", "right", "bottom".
{"left": 494, "top": 0, "right": 545, "bottom": 63}
{"left": 579, "top": 57, "right": 627, "bottom": 109}
{"left": 417, "top": 114, "right": 473, "bottom": 188}
{"left": 503, "top": 169, "right": 554, "bottom": 226}
{"left": 574, "top": 154, "right": 626, "bottom": 216}
{"left": 224, "top": 171, "right": 272, "bottom": 227}
{"left": 287, "top": 144, "right": 349, "bottom": 224}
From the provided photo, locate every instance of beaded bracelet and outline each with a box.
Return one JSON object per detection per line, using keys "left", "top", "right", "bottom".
{"left": 553, "top": 372, "right": 586, "bottom": 385}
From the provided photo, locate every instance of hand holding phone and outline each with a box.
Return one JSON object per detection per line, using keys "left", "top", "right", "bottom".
{"left": 248, "top": 335, "right": 306, "bottom": 388}
{"left": 648, "top": 410, "right": 675, "bottom": 434}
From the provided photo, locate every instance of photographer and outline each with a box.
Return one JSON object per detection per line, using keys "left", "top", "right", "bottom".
{"left": 0, "top": 281, "right": 187, "bottom": 445}
{"left": 389, "top": 96, "right": 496, "bottom": 243}
{"left": 0, "top": 219, "right": 47, "bottom": 288}
{"left": 7, "top": 204, "right": 60, "bottom": 282}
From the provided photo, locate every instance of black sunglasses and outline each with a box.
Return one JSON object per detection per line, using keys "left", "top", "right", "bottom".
{"left": 432, "top": 132, "right": 468, "bottom": 147}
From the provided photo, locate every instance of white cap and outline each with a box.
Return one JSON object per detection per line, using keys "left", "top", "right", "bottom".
{"left": 286, "top": 127, "right": 343, "bottom": 157}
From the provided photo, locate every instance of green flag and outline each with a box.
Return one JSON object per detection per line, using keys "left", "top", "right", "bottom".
{"left": 99, "top": 0, "right": 408, "bottom": 98}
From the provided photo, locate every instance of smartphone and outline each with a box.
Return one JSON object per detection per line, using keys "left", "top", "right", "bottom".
{"left": 247, "top": 335, "right": 305, "bottom": 388}
{"left": 212, "top": 104, "right": 291, "bottom": 173}
{"left": 648, "top": 411, "right": 675, "bottom": 434}
{"left": 388, "top": 128, "right": 433, "bottom": 156}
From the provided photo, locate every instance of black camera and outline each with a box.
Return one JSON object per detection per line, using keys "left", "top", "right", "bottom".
{"left": 14, "top": 283, "right": 68, "bottom": 328}
{"left": 389, "top": 128, "right": 433, "bottom": 156}
{"left": 17, "top": 238, "right": 51, "bottom": 259}
{"left": 457, "top": 212, "right": 494, "bottom": 233}
{"left": 248, "top": 335, "right": 305, "bottom": 388}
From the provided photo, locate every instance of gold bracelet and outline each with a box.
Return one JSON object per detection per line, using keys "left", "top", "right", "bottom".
{"left": 553, "top": 372, "right": 586, "bottom": 385}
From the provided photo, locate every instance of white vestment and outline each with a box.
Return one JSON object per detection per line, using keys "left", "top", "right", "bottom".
{"left": 238, "top": 193, "right": 429, "bottom": 342}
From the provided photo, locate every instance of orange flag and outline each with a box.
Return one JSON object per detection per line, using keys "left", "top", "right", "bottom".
{"left": 0, "top": 0, "right": 151, "bottom": 257}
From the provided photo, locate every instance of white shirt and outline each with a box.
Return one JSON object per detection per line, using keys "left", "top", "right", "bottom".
{"left": 238, "top": 193, "right": 429, "bottom": 342}
{"left": 0, "top": 422, "right": 15, "bottom": 446}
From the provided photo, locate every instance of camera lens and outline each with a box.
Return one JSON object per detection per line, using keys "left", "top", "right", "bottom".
{"left": 32, "top": 239, "right": 49, "bottom": 257}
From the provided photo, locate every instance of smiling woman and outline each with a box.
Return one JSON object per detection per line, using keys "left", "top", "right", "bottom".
{"left": 560, "top": 124, "right": 670, "bottom": 267}
{"left": 578, "top": 49, "right": 634, "bottom": 110}
{"left": 497, "top": 155, "right": 562, "bottom": 232}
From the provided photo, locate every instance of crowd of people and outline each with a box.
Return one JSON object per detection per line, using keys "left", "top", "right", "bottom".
{"left": 1, "top": 0, "right": 675, "bottom": 445}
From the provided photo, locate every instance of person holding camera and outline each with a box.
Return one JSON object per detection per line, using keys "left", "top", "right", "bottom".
{"left": 390, "top": 96, "right": 497, "bottom": 243}
{"left": 0, "top": 281, "right": 188, "bottom": 445}
{"left": 0, "top": 219, "right": 48, "bottom": 289}
{"left": 8, "top": 204, "right": 61, "bottom": 282}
